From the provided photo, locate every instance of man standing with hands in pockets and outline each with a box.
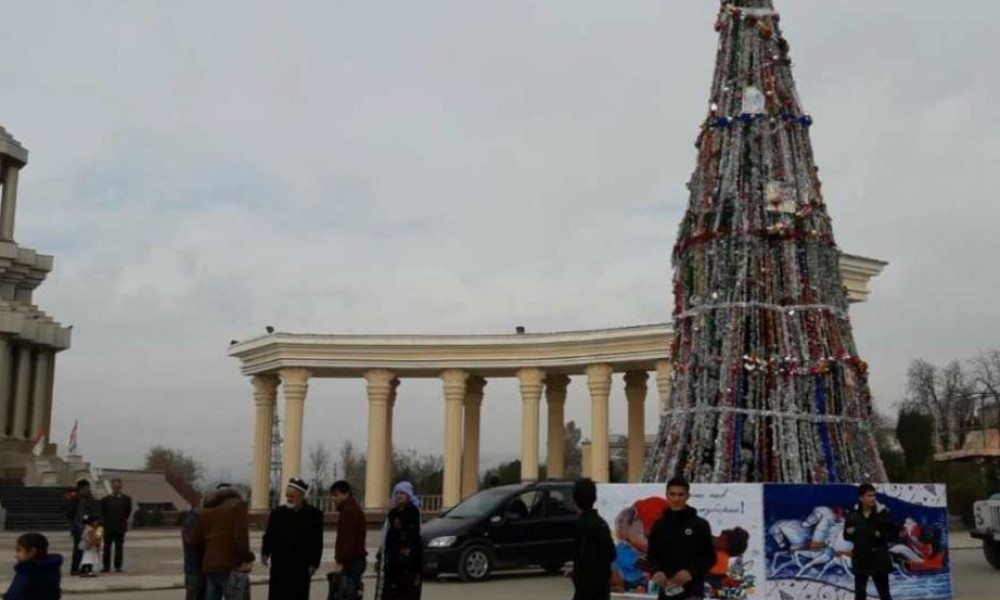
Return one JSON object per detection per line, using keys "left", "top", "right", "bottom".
{"left": 646, "top": 477, "right": 716, "bottom": 600}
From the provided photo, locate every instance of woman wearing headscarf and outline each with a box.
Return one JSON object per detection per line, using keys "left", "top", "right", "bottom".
{"left": 375, "top": 481, "right": 423, "bottom": 600}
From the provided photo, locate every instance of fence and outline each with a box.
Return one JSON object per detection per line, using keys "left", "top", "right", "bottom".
{"left": 313, "top": 494, "right": 444, "bottom": 514}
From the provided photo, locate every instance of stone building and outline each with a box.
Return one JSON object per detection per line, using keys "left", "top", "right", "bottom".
{"left": 0, "top": 124, "right": 73, "bottom": 483}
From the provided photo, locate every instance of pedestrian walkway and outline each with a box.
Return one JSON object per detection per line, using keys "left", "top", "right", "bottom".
{"left": 0, "top": 529, "right": 383, "bottom": 594}
{"left": 0, "top": 528, "right": 987, "bottom": 594}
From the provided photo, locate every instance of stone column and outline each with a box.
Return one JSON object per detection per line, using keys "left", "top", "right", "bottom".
{"left": 586, "top": 363, "right": 614, "bottom": 483}
{"left": 655, "top": 360, "right": 673, "bottom": 413}
{"left": 0, "top": 337, "right": 12, "bottom": 436}
{"left": 364, "top": 369, "right": 395, "bottom": 510}
{"left": 624, "top": 371, "right": 649, "bottom": 483}
{"left": 11, "top": 346, "right": 33, "bottom": 439}
{"left": 0, "top": 166, "right": 20, "bottom": 242}
{"left": 383, "top": 377, "right": 400, "bottom": 500}
{"left": 44, "top": 352, "right": 56, "bottom": 439}
{"left": 461, "top": 376, "right": 486, "bottom": 498}
{"left": 279, "top": 368, "right": 310, "bottom": 487}
{"left": 250, "top": 374, "right": 279, "bottom": 510}
{"left": 441, "top": 369, "right": 469, "bottom": 508}
{"left": 29, "top": 351, "right": 52, "bottom": 440}
{"left": 545, "top": 374, "right": 570, "bottom": 479}
{"left": 581, "top": 442, "right": 592, "bottom": 478}
{"left": 518, "top": 367, "right": 545, "bottom": 483}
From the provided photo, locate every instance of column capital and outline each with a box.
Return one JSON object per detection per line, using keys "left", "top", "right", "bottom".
{"left": 279, "top": 367, "right": 311, "bottom": 388}
{"left": 364, "top": 369, "right": 396, "bottom": 389}
{"left": 586, "top": 363, "right": 614, "bottom": 384}
{"left": 655, "top": 359, "right": 673, "bottom": 378}
{"left": 624, "top": 370, "right": 649, "bottom": 389}
{"left": 465, "top": 375, "right": 487, "bottom": 395}
{"left": 441, "top": 369, "right": 469, "bottom": 391}
{"left": 517, "top": 367, "right": 546, "bottom": 388}
{"left": 545, "top": 373, "right": 571, "bottom": 392}
{"left": 251, "top": 374, "right": 280, "bottom": 396}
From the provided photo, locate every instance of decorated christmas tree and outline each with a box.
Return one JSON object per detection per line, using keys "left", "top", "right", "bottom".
{"left": 644, "top": 0, "right": 886, "bottom": 484}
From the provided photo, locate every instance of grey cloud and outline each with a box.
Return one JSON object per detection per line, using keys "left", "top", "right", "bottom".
{"left": 2, "top": 0, "right": 997, "bottom": 478}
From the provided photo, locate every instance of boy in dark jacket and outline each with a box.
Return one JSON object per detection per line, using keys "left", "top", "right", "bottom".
{"left": 569, "top": 478, "right": 616, "bottom": 600}
{"left": 3, "top": 532, "right": 62, "bottom": 600}
{"left": 330, "top": 480, "right": 367, "bottom": 597}
{"left": 646, "top": 477, "right": 716, "bottom": 600}
{"left": 844, "top": 484, "right": 897, "bottom": 600}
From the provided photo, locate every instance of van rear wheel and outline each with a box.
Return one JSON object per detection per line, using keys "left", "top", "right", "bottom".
{"left": 542, "top": 561, "right": 564, "bottom": 575}
{"left": 458, "top": 545, "right": 493, "bottom": 582}
{"left": 985, "top": 540, "right": 1000, "bottom": 570}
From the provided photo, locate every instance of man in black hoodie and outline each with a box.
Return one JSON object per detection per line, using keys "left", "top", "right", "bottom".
{"left": 646, "top": 477, "right": 716, "bottom": 600}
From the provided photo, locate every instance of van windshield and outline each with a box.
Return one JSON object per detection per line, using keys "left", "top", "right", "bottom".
{"left": 446, "top": 488, "right": 516, "bottom": 518}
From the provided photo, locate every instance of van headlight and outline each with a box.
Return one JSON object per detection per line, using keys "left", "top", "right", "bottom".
{"left": 428, "top": 536, "right": 457, "bottom": 548}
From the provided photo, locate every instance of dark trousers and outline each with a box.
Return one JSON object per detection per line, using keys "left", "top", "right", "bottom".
{"left": 103, "top": 530, "right": 126, "bottom": 571}
{"left": 345, "top": 559, "right": 366, "bottom": 598}
{"left": 185, "top": 573, "right": 206, "bottom": 600}
{"left": 854, "top": 570, "right": 892, "bottom": 600}
{"left": 70, "top": 528, "right": 83, "bottom": 574}
{"left": 269, "top": 563, "right": 312, "bottom": 600}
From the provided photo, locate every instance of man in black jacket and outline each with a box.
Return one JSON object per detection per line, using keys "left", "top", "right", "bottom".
{"left": 844, "top": 484, "right": 897, "bottom": 600}
{"left": 261, "top": 478, "right": 324, "bottom": 600}
{"left": 646, "top": 477, "right": 716, "bottom": 600}
{"left": 100, "top": 478, "right": 133, "bottom": 573}
{"left": 570, "top": 478, "right": 616, "bottom": 600}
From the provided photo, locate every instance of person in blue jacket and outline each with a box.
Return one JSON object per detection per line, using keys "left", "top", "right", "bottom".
{"left": 3, "top": 532, "right": 62, "bottom": 600}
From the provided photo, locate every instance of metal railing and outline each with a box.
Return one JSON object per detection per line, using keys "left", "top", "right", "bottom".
{"left": 312, "top": 494, "right": 444, "bottom": 514}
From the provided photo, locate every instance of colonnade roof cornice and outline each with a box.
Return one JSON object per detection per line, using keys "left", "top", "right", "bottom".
{"left": 228, "top": 253, "right": 885, "bottom": 379}
{"left": 229, "top": 323, "right": 674, "bottom": 378}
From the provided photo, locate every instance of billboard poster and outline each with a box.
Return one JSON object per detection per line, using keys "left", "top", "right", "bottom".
{"left": 763, "top": 483, "right": 951, "bottom": 600}
{"left": 596, "top": 484, "right": 766, "bottom": 599}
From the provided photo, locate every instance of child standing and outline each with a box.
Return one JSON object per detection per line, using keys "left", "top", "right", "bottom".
{"left": 79, "top": 515, "right": 104, "bottom": 577}
{"left": 224, "top": 551, "right": 255, "bottom": 600}
{"left": 3, "top": 532, "right": 63, "bottom": 600}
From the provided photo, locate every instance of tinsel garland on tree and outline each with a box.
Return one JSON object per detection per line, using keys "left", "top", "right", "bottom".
{"left": 643, "top": 0, "right": 887, "bottom": 484}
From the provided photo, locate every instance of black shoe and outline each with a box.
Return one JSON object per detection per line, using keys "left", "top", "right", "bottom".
{"left": 115, "top": 569, "right": 123, "bottom": 573}
{"left": 100, "top": 568, "right": 110, "bottom": 573}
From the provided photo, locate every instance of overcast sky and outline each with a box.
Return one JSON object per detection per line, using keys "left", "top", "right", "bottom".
{"left": 3, "top": 0, "right": 999, "bottom": 483}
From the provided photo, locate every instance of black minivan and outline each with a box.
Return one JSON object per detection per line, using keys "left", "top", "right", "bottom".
{"left": 421, "top": 481, "right": 577, "bottom": 581}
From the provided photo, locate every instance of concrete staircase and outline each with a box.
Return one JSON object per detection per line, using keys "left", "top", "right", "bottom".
{"left": 0, "top": 479, "right": 73, "bottom": 531}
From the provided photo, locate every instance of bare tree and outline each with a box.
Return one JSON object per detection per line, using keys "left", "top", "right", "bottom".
{"left": 338, "top": 440, "right": 367, "bottom": 501}
{"left": 905, "top": 359, "right": 974, "bottom": 451}
{"left": 308, "top": 442, "right": 332, "bottom": 496}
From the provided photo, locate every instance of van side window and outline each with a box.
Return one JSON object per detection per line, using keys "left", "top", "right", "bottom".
{"left": 505, "top": 490, "right": 543, "bottom": 520}
{"left": 548, "top": 488, "right": 576, "bottom": 517}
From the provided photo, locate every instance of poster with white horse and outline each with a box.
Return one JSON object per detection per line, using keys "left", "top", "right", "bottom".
{"left": 763, "top": 484, "right": 951, "bottom": 600}
{"left": 597, "top": 484, "right": 765, "bottom": 599}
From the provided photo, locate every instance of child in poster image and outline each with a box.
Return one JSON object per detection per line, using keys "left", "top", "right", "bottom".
{"left": 568, "top": 478, "right": 617, "bottom": 600}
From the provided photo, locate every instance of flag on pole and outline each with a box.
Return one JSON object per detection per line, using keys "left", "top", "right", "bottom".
{"left": 31, "top": 428, "right": 47, "bottom": 456}
{"left": 68, "top": 420, "right": 78, "bottom": 455}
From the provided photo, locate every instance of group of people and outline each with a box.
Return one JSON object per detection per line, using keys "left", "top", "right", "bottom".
{"left": 3, "top": 476, "right": 900, "bottom": 600}
{"left": 182, "top": 477, "right": 425, "bottom": 600}
{"left": 570, "top": 478, "right": 899, "bottom": 600}
{"left": 64, "top": 478, "right": 134, "bottom": 577}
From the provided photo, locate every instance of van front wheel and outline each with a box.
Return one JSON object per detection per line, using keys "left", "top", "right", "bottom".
{"left": 458, "top": 545, "right": 493, "bottom": 582}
